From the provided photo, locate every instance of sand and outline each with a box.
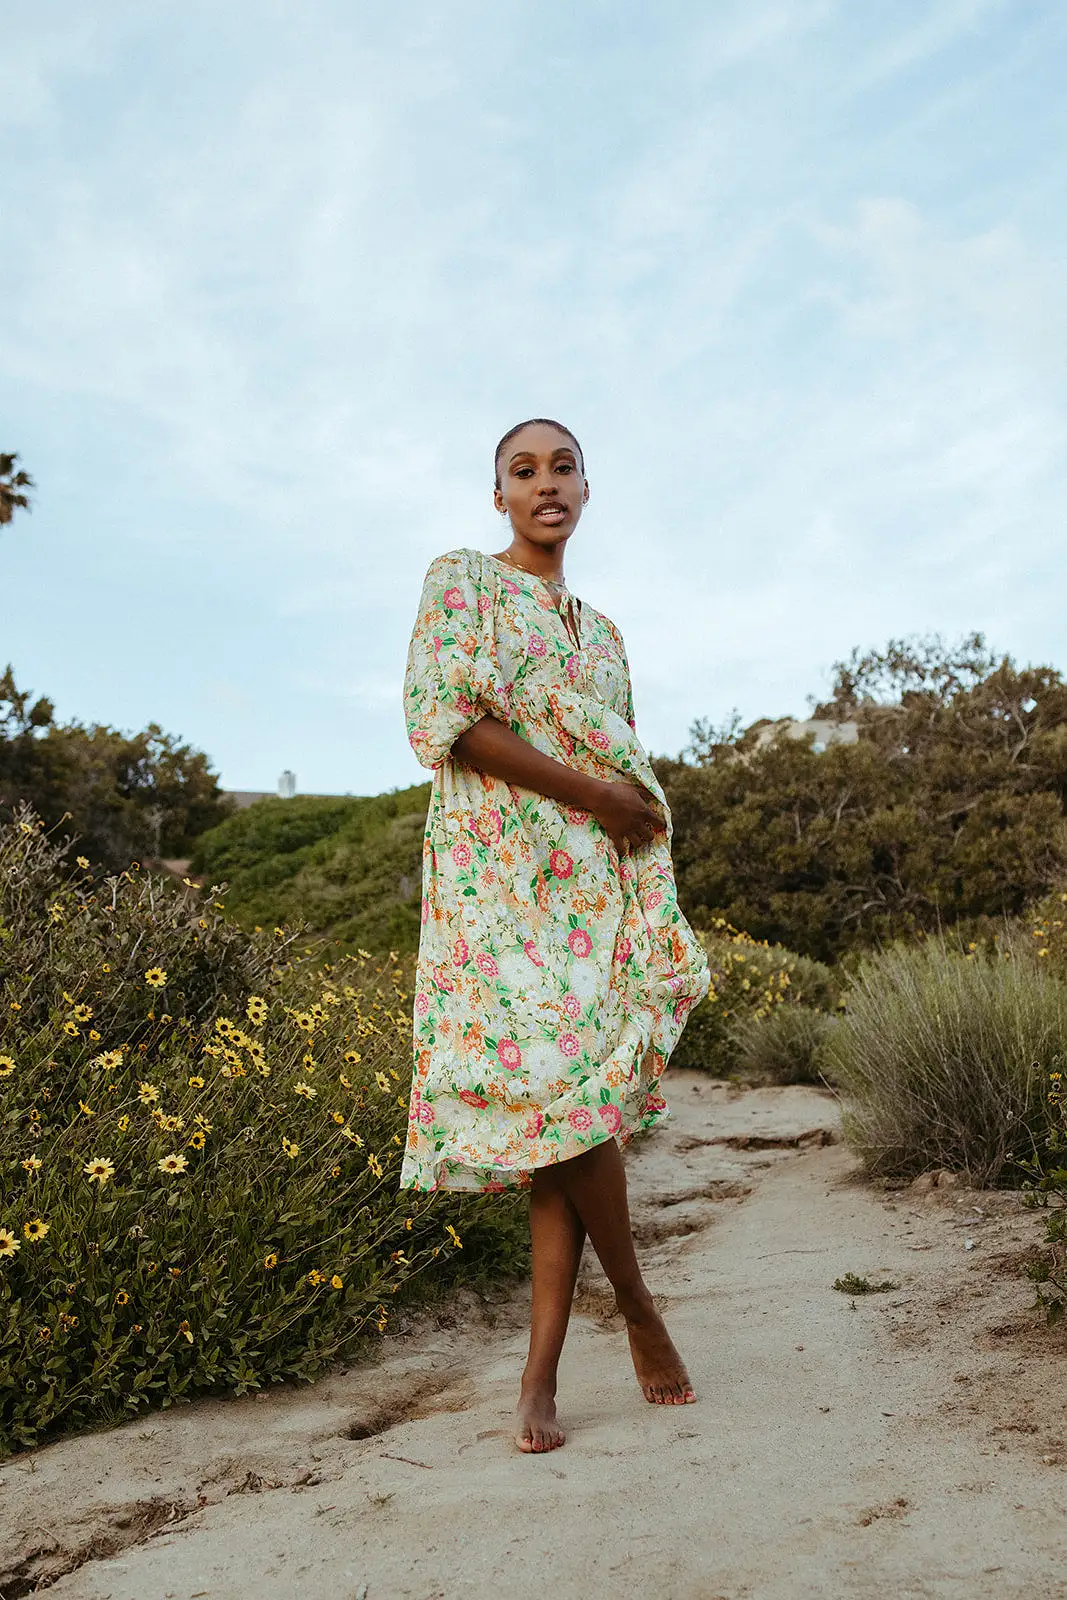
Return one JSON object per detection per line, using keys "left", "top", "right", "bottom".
{"left": 3, "top": 1071, "right": 1065, "bottom": 1600}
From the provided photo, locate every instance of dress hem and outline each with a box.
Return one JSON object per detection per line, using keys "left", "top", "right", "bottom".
{"left": 398, "top": 1102, "right": 671, "bottom": 1193}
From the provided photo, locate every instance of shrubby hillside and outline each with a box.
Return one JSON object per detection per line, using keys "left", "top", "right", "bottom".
{"left": 190, "top": 784, "right": 431, "bottom": 951}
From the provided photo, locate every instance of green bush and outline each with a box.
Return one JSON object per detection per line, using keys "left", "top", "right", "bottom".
{"left": 669, "top": 919, "right": 837, "bottom": 1074}
{"left": 0, "top": 810, "right": 526, "bottom": 1456}
{"left": 825, "top": 941, "right": 1067, "bottom": 1184}
{"left": 728, "top": 1004, "right": 834, "bottom": 1086}
{"left": 190, "top": 787, "right": 431, "bottom": 953}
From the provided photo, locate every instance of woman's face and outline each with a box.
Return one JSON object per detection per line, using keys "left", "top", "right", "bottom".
{"left": 493, "top": 423, "right": 589, "bottom": 550}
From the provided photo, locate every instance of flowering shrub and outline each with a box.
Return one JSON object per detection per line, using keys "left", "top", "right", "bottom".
{"left": 1022, "top": 1067, "right": 1067, "bottom": 1324}
{"left": 669, "top": 919, "right": 837, "bottom": 1074}
{"left": 0, "top": 810, "right": 525, "bottom": 1455}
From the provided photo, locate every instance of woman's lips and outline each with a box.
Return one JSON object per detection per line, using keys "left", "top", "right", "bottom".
{"left": 533, "top": 504, "right": 567, "bottom": 524}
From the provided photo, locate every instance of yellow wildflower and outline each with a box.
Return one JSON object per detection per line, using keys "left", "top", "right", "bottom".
{"left": 281, "top": 1137, "right": 300, "bottom": 1159}
{"left": 194, "top": 1114, "right": 213, "bottom": 1131}
{"left": 78, "top": 1100, "right": 95, "bottom": 1117}
{"left": 144, "top": 967, "right": 167, "bottom": 988}
{"left": 102, "top": 962, "right": 111, "bottom": 973}
{"left": 293, "top": 1081, "right": 317, "bottom": 1100}
{"left": 188, "top": 1075, "right": 205, "bottom": 1088}
{"left": 332, "top": 1110, "right": 346, "bottom": 1124}
{"left": 187, "top": 1130, "right": 206, "bottom": 1150}
{"left": 137, "top": 1082, "right": 159, "bottom": 1104}
{"left": 0, "top": 1227, "right": 21, "bottom": 1258}
{"left": 330, "top": 1165, "right": 341, "bottom": 1177}
{"left": 62, "top": 1020, "right": 79, "bottom": 1037}
{"left": 0, "top": 1055, "right": 15, "bottom": 1077}
{"left": 117, "top": 1115, "right": 129, "bottom": 1132}
{"left": 157, "top": 1153, "right": 188, "bottom": 1175}
{"left": 83, "top": 1155, "right": 115, "bottom": 1185}
{"left": 115, "top": 1290, "right": 130, "bottom": 1305}
{"left": 339, "top": 1074, "right": 352, "bottom": 1089}
{"left": 404, "top": 1216, "right": 413, "bottom": 1230}
{"left": 246, "top": 996, "right": 268, "bottom": 1026}
{"left": 375, "top": 1072, "right": 390, "bottom": 1092}
{"left": 23, "top": 1218, "right": 49, "bottom": 1241}
{"left": 22, "top": 1155, "right": 42, "bottom": 1172}
{"left": 76, "top": 855, "right": 90, "bottom": 869}
{"left": 307, "top": 1269, "right": 324, "bottom": 1287}
{"left": 178, "top": 1320, "right": 194, "bottom": 1343}
{"left": 159, "top": 1113, "right": 185, "bottom": 1132}
{"left": 445, "top": 1224, "right": 463, "bottom": 1250}
{"left": 331, "top": 1274, "right": 344, "bottom": 1290}
{"left": 367, "top": 1153, "right": 383, "bottom": 1179}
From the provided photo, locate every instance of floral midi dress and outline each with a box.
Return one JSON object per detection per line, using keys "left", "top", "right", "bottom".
{"left": 401, "top": 547, "right": 709, "bottom": 1192}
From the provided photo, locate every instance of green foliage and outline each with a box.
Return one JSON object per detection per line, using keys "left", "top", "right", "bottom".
{"left": 832, "top": 1273, "right": 900, "bottom": 1296}
{"left": 0, "top": 453, "right": 34, "bottom": 527}
{"left": 669, "top": 920, "right": 837, "bottom": 1074}
{"left": 1, "top": 666, "right": 228, "bottom": 872}
{"left": 659, "top": 636, "right": 1067, "bottom": 963}
{"left": 191, "top": 787, "right": 431, "bottom": 953}
{"left": 825, "top": 941, "right": 1067, "bottom": 1185}
{"left": 0, "top": 810, "right": 525, "bottom": 1456}
{"left": 729, "top": 1004, "right": 834, "bottom": 1086}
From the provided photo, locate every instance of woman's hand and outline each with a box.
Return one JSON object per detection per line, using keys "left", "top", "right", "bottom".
{"left": 589, "top": 780, "right": 666, "bottom": 856}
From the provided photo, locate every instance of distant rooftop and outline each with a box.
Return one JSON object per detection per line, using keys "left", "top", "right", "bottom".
{"left": 751, "top": 718, "right": 859, "bottom": 753}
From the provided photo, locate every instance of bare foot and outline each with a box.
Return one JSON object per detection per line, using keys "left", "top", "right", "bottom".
{"left": 515, "top": 1383, "right": 566, "bottom": 1453}
{"left": 625, "top": 1301, "right": 696, "bottom": 1405}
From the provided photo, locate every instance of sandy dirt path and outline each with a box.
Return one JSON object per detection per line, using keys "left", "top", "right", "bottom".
{"left": 3, "top": 1072, "right": 1065, "bottom": 1600}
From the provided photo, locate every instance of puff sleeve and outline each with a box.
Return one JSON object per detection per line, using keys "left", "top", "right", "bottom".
{"left": 404, "top": 549, "right": 510, "bottom": 770}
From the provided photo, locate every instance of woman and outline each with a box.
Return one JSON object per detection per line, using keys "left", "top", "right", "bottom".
{"left": 402, "top": 418, "right": 709, "bottom": 1453}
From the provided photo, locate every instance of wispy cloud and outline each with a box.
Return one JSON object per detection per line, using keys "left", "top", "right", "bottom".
{"left": 2, "top": 1, "right": 1064, "bottom": 789}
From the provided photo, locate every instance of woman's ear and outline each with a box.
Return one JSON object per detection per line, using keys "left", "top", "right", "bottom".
{"left": 493, "top": 487, "right": 507, "bottom": 515}
{"left": 582, "top": 480, "right": 590, "bottom": 504}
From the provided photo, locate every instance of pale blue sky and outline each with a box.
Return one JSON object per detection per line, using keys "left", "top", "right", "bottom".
{"left": 3, "top": 1, "right": 1065, "bottom": 795}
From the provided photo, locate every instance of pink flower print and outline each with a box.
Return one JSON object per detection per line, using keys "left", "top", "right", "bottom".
{"left": 486, "top": 808, "right": 502, "bottom": 842}
{"left": 458, "top": 1088, "right": 489, "bottom": 1110}
{"left": 414, "top": 991, "right": 430, "bottom": 1017}
{"left": 496, "top": 1038, "right": 523, "bottom": 1072}
{"left": 549, "top": 848, "right": 574, "bottom": 880}
{"left": 409, "top": 1092, "right": 421, "bottom": 1122}
{"left": 432, "top": 635, "right": 443, "bottom": 659}
{"left": 558, "top": 1032, "right": 580, "bottom": 1058}
{"left": 527, "top": 634, "right": 547, "bottom": 657}
{"left": 452, "top": 937, "right": 470, "bottom": 967}
{"left": 524, "top": 1111, "right": 543, "bottom": 1138}
{"left": 455, "top": 694, "right": 473, "bottom": 716}
{"left": 562, "top": 993, "right": 581, "bottom": 1019}
{"left": 646, "top": 890, "right": 664, "bottom": 909}
{"left": 598, "top": 1102, "right": 622, "bottom": 1134}
{"left": 524, "top": 940, "right": 544, "bottom": 967}
{"left": 420, "top": 896, "right": 430, "bottom": 924}
{"left": 475, "top": 952, "right": 499, "bottom": 978}
{"left": 642, "top": 1093, "right": 667, "bottom": 1116}
{"left": 500, "top": 575, "right": 520, "bottom": 594}
{"left": 435, "top": 969, "right": 455, "bottom": 993}
{"left": 567, "top": 927, "right": 593, "bottom": 959}
{"left": 442, "top": 586, "right": 466, "bottom": 609}
{"left": 478, "top": 593, "right": 492, "bottom": 613}
{"left": 418, "top": 1101, "right": 435, "bottom": 1125}
{"left": 565, "top": 654, "right": 581, "bottom": 681}
{"left": 568, "top": 1107, "right": 594, "bottom": 1131}
{"left": 451, "top": 841, "right": 471, "bottom": 868}
{"left": 587, "top": 729, "right": 610, "bottom": 751}
{"left": 566, "top": 806, "right": 588, "bottom": 825}
{"left": 614, "top": 936, "right": 632, "bottom": 964}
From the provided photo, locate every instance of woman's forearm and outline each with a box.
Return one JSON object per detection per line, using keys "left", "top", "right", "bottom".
{"left": 451, "top": 716, "right": 605, "bottom": 811}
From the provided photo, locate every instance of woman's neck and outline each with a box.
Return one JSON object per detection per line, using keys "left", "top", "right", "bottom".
{"left": 495, "top": 538, "right": 565, "bottom": 585}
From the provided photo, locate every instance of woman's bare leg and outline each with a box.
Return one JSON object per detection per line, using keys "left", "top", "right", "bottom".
{"left": 516, "top": 1166, "right": 586, "bottom": 1452}
{"left": 554, "top": 1137, "right": 695, "bottom": 1404}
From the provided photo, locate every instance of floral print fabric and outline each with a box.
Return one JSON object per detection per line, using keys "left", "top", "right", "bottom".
{"left": 401, "top": 547, "right": 709, "bottom": 1191}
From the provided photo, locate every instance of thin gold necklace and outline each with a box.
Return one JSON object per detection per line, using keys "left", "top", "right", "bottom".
{"left": 498, "top": 549, "right": 568, "bottom": 592}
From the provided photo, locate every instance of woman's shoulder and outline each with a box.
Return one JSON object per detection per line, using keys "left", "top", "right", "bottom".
{"left": 420, "top": 546, "right": 495, "bottom": 582}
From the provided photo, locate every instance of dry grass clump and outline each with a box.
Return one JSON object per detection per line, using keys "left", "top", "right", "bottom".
{"left": 0, "top": 809, "right": 526, "bottom": 1455}
{"left": 826, "top": 939, "right": 1067, "bottom": 1185}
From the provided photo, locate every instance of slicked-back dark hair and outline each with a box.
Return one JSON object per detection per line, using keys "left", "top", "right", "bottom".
{"left": 494, "top": 418, "right": 585, "bottom": 490}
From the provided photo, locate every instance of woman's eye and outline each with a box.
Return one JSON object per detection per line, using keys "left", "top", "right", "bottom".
{"left": 514, "top": 467, "right": 534, "bottom": 478}
{"left": 556, "top": 463, "right": 573, "bottom": 474}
